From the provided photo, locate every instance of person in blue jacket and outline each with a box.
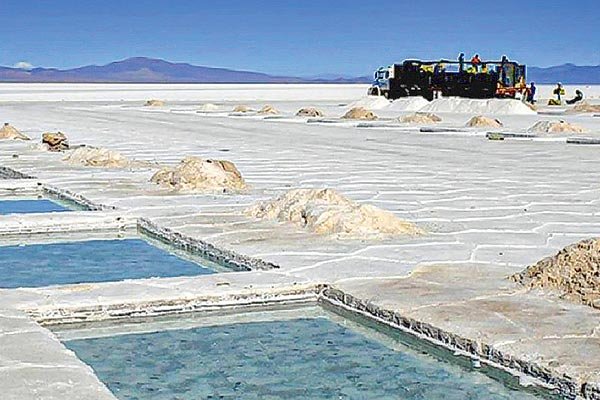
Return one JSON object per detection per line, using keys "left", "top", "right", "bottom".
{"left": 526, "top": 82, "right": 536, "bottom": 104}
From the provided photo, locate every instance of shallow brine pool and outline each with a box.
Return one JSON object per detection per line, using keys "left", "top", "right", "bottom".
{"left": 0, "top": 198, "right": 69, "bottom": 214}
{"left": 0, "top": 238, "right": 217, "bottom": 288}
{"left": 58, "top": 307, "right": 549, "bottom": 400}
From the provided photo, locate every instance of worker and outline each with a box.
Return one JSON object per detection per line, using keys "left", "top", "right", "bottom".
{"left": 526, "top": 82, "right": 537, "bottom": 104}
{"left": 553, "top": 82, "right": 565, "bottom": 101}
{"left": 434, "top": 62, "right": 445, "bottom": 75}
{"left": 566, "top": 89, "right": 584, "bottom": 105}
{"left": 458, "top": 53, "right": 465, "bottom": 72}
{"left": 481, "top": 63, "right": 489, "bottom": 74}
{"left": 548, "top": 82, "right": 565, "bottom": 105}
{"left": 471, "top": 54, "right": 482, "bottom": 71}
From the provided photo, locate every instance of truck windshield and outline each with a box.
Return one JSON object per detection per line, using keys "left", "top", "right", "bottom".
{"left": 375, "top": 70, "right": 389, "bottom": 79}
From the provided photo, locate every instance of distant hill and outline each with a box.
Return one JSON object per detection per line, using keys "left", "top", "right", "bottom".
{"left": 0, "top": 57, "right": 302, "bottom": 83}
{"left": 527, "top": 64, "right": 600, "bottom": 84}
{"left": 0, "top": 57, "right": 368, "bottom": 83}
{"left": 0, "top": 57, "right": 596, "bottom": 84}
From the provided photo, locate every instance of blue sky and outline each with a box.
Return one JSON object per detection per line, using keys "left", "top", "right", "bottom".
{"left": 1, "top": 0, "right": 598, "bottom": 76}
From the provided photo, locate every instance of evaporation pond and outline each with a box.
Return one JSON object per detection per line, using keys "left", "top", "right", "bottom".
{"left": 0, "top": 239, "right": 214, "bottom": 288}
{"left": 63, "top": 316, "right": 545, "bottom": 400}
{"left": 0, "top": 199, "right": 69, "bottom": 214}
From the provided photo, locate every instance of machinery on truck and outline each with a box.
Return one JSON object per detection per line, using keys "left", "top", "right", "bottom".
{"left": 368, "top": 57, "right": 527, "bottom": 100}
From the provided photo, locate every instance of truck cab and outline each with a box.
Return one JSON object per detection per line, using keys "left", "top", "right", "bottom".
{"left": 368, "top": 66, "right": 394, "bottom": 97}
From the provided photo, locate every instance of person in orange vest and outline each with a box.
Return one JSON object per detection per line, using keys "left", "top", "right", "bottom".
{"left": 470, "top": 54, "right": 482, "bottom": 71}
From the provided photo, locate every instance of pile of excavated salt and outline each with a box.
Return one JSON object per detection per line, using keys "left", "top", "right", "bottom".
{"left": 62, "top": 146, "right": 132, "bottom": 168}
{"left": 465, "top": 115, "right": 503, "bottom": 128}
{"left": 257, "top": 105, "right": 279, "bottom": 115}
{"left": 197, "top": 103, "right": 221, "bottom": 112}
{"left": 571, "top": 102, "right": 600, "bottom": 113}
{"left": 385, "top": 97, "right": 430, "bottom": 112}
{"left": 346, "top": 96, "right": 391, "bottom": 110}
{"left": 342, "top": 107, "right": 377, "bottom": 120}
{"left": 527, "top": 120, "right": 586, "bottom": 134}
{"left": 150, "top": 156, "right": 246, "bottom": 193}
{"left": 419, "top": 98, "right": 536, "bottom": 115}
{"left": 0, "top": 123, "right": 30, "bottom": 140}
{"left": 245, "top": 188, "right": 423, "bottom": 239}
{"left": 42, "top": 132, "right": 69, "bottom": 152}
{"left": 232, "top": 105, "right": 252, "bottom": 113}
{"left": 399, "top": 112, "right": 442, "bottom": 124}
{"left": 144, "top": 99, "right": 165, "bottom": 107}
{"left": 511, "top": 238, "right": 600, "bottom": 309}
{"left": 296, "top": 107, "right": 324, "bottom": 117}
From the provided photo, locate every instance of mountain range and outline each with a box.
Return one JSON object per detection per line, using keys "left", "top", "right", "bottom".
{"left": 0, "top": 57, "right": 597, "bottom": 84}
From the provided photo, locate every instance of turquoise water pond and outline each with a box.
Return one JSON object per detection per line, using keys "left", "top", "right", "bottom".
{"left": 64, "top": 316, "right": 546, "bottom": 400}
{"left": 0, "top": 199, "right": 69, "bottom": 214}
{"left": 0, "top": 239, "right": 214, "bottom": 288}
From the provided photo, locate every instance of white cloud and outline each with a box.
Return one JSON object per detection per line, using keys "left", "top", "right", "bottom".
{"left": 13, "top": 61, "right": 33, "bottom": 70}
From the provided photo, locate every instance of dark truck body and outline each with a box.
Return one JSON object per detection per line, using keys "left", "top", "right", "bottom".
{"left": 369, "top": 59, "right": 526, "bottom": 100}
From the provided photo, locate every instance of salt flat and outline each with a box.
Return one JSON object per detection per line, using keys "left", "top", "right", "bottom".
{"left": 1, "top": 84, "right": 600, "bottom": 399}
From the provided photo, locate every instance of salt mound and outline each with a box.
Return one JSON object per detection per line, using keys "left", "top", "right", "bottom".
{"left": 386, "top": 97, "right": 430, "bottom": 112}
{"left": 198, "top": 103, "right": 221, "bottom": 112}
{"left": 572, "top": 102, "right": 600, "bottom": 113}
{"left": 63, "top": 146, "right": 131, "bottom": 168}
{"left": 42, "top": 132, "right": 69, "bottom": 152}
{"left": 419, "top": 98, "right": 536, "bottom": 115}
{"left": 400, "top": 112, "right": 442, "bottom": 124}
{"left": 144, "top": 99, "right": 165, "bottom": 107}
{"left": 245, "top": 188, "right": 423, "bottom": 239}
{"left": 527, "top": 120, "right": 586, "bottom": 134}
{"left": 342, "top": 107, "right": 377, "bottom": 120}
{"left": 257, "top": 105, "right": 279, "bottom": 115}
{"left": 511, "top": 238, "right": 600, "bottom": 309}
{"left": 296, "top": 107, "right": 324, "bottom": 117}
{"left": 465, "top": 115, "right": 503, "bottom": 128}
{"left": 233, "top": 105, "right": 252, "bottom": 113}
{"left": 0, "top": 123, "right": 30, "bottom": 140}
{"left": 150, "top": 156, "right": 246, "bottom": 193}
{"left": 347, "top": 96, "right": 391, "bottom": 110}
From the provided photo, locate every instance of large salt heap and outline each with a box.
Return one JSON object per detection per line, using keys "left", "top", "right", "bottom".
{"left": 150, "top": 156, "right": 246, "bottom": 193}
{"left": 511, "top": 238, "right": 600, "bottom": 309}
{"left": 245, "top": 188, "right": 423, "bottom": 239}
{"left": 419, "top": 98, "right": 536, "bottom": 115}
{"left": 346, "top": 96, "right": 391, "bottom": 110}
{"left": 385, "top": 97, "right": 430, "bottom": 112}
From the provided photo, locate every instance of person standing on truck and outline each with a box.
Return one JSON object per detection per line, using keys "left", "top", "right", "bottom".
{"left": 458, "top": 53, "right": 465, "bottom": 72}
{"left": 500, "top": 55, "right": 509, "bottom": 86}
{"left": 470, "top": 54, "right": 482, "bottom": 71}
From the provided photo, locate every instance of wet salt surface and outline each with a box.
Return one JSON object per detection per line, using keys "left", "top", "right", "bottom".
{"left": 0, "top": 238, "right": 214, "bottom": 288}
{"left": 0, "top": 199, "right": 68, "bottom": 214}
{"left": 64, "top": 317, "right": 543, "bottom": 400}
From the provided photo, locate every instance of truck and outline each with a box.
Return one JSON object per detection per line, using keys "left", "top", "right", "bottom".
{"left": 368, "top": 58, "right": 526, "bottom": 101}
